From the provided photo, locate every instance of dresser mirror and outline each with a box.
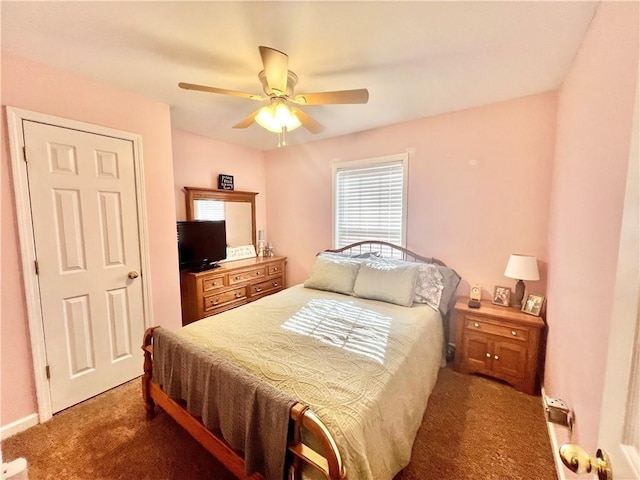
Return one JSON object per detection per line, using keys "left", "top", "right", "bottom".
{"left": 184, "top": 187, "right": 257, "bottom": 249}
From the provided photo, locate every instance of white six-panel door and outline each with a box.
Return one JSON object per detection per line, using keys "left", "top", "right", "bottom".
{"left": 22, "top": 120, "right": 146, "bottom": 413}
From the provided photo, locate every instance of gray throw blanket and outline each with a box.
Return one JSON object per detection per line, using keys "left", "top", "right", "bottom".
{"left": 152, "top": 327, "right": 296, "bottom": 480}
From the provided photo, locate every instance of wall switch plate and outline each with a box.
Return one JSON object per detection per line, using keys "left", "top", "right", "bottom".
{"left": 544, "top": 395, "right": 573, "bottom": 429}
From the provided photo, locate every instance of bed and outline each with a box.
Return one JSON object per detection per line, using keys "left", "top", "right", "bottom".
{"left": 142, "top": 241, "right": 461, "bottom": 480}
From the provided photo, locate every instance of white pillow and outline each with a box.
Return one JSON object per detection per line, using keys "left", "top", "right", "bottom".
{"left": 365, "top": 256, "right": 445, "bottom": 309}
{"left": 353, "top": 262, "right": 419, "bottom": 307}
{"left": 303, "top": 255, "right": 361, "bottom": 295}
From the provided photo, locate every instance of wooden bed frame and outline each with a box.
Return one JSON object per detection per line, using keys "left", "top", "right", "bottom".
{"left": 141, "top": 241, "right": 447, "bottom": 480}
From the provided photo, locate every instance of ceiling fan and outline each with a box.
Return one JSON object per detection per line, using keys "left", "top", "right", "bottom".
{"left": 179, "top": 46, "right": 369, "bottom": 146}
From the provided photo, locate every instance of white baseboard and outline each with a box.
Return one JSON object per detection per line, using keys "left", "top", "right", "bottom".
{"left": 1, "top": 414, "right": 39, "bottom": 441}
{"left": 541, "top": 386, "right": 567, "bottom": 480}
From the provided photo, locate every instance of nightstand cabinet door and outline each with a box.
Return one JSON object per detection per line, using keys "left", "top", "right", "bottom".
{"left": 454, "top": 298, "right": 545, "bottom": 395}
{"left": 464, "top": 331, "right": 493, "bottom": 372}
{"left": 492, "top": 339, "right": 527, "bottom": 380}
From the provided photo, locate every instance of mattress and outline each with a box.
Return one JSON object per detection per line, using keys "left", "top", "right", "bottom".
{"left": 179, "top": 284, "right": 444, "bottom": 480}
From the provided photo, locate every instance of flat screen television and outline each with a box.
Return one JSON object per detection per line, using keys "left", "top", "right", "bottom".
{"left": 177, "top": 220, "right": 227, "bottom": 272}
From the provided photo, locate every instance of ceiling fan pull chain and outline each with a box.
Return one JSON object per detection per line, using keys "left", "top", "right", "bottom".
{"left": 277, "top": 127, "right": 288, "bottom": 147}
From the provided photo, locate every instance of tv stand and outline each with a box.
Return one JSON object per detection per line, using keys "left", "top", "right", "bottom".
{"left": 179, "top": 256, "right": 286, "bottom": 326}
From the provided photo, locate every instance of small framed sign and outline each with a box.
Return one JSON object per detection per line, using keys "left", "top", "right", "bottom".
{"left": 218, "top": 174, "right": 234, "bottom": 190}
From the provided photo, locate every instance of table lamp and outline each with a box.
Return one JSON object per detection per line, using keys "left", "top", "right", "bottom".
{"left": 504, "top": 254, "right": 539, "bottom": 308}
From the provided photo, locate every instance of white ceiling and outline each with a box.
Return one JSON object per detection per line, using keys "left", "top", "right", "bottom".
{"left": 1, "top": 1, "right": 599, "bottom": 151}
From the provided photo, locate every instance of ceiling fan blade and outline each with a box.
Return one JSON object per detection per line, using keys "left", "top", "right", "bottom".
{"left": 232, "top": 109, "right": 261, "bottom": 129}
{"left": 292, "top": 89, "right": 369, "bottom": 105}
{"left": 179, "top": 82, "right": 263, "bottom": 101}
{"left": 292, "top": 108, "right": 325, "bottom": 134}
{"left": 259, "top": 46, "right": 289, "bottom": 96}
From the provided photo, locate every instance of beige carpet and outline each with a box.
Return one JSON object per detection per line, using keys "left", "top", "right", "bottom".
{"left": 2, "top": 367, "right": 557, "bottom": 480}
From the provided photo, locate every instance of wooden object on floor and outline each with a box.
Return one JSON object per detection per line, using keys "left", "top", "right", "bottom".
{"left": 453, "top": 298, "right": 545, "bottom": 395}
{"left": 180, "top": 256, "right": 286, "bottom": 326}
{"left": 141, "top": 328, "right": 345, "bottom": 480}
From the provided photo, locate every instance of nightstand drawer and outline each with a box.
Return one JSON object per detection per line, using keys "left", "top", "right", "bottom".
{"left": 465, "top": 316, "right": 528, "bottom": 341}
{"left": 201, "top": 274, "right": 226, "bottom": 293}
{"left": 203, "top": 287, "right": 246, "bottom": 311}
{"left": 229, "top": 267, "right": 267, "bottom": 285}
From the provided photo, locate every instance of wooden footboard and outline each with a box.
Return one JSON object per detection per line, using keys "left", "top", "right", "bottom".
{"left": 142, "top": 327, "right": 345, "bottom": 480}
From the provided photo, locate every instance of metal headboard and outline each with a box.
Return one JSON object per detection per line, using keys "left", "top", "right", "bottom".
{"left": 325, "top": 240, "right": 447, "bottom": 266}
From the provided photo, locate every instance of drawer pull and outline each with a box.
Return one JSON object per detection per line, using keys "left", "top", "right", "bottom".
{"left": 212, "top": 299, "right": 219, "bottom": 306}
{"left": 235, "top": 293, "right": 242, "bottom": 298}
{"left": 273, "top": 282, "right": 279, "bottom": 287}
{"left": 474, "top": 322, "right": 480, "bottom": 328}
{"left": 256, "top": 272, "right": 261, "bottom": 276}
{"left": 486, "top": 353, "right": 491, "bottom": 358}
{"left": 273, "top": 267, "right": 278, "bottom": 271}
{"left": 511, "top": 330, "right": 517, "bottom": 336}
{"left": 494, "top": 355, "right": 499, "bottom": 360}
{"left": 235, "top": 275, "right": 241, "bottom": 280}
{"left": 255, "top": 287, "right": 262, "bottom": 292}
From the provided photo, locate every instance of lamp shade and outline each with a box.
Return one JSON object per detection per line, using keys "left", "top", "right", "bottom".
{"left": 504, "top": 254, "right": 540, "bottom": 281}
{"left": 255, "top": 99, "right": 301, "bottom": 133}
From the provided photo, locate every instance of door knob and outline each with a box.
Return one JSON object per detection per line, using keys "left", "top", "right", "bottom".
{"left": 559, "top": 444, "right": 612, "bottom": 480}
{"left": 128, "top": 271, "right": 139, "bottom": 279}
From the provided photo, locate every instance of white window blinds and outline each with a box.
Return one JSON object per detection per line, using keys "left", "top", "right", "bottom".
{"left": 333, "top": 154, "right": 408, "bottom": 249}
{"left": 194, "top": 199, "right": 225, "bottom": 221}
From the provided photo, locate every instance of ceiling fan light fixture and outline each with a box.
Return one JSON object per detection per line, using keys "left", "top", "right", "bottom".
{"left": 255, "top": 99, "right": 301, "bottom": 133}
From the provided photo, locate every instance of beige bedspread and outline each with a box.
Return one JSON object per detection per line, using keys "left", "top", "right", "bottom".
{"left": 179, "top": 284, "right": 444, "bottom": 480}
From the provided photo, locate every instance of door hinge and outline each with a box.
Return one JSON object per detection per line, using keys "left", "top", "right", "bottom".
{"left": 45, "top": 365, "right": 50, "bottom": 379}
{"left": 22, "top": 146, "right": 28, "bottom": 163}
{"left": 34, "top": 260, "right": 40, "bottom": 275}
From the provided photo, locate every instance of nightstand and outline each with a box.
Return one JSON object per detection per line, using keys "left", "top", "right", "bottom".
{"left": 453, "top": 298, "right": 545, "bottom": 395}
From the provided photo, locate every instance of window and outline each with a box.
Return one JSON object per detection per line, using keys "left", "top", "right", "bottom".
{"left": 193, "top": 199, "right": 225, "bottom": 221}
{"left": 332, "top": 153, "right": 408, "bottom": 249}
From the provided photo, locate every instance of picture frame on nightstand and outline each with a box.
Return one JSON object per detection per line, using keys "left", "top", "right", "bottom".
{"left": 492, "top": 286, "right": 511, "bottom": 307}
{"left": 522, "top": 294, "right": 545, "bottom": 316}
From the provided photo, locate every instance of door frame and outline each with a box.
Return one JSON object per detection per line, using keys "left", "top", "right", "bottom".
{"left": 6, "top": 107, "right": 154, "bottom": 422}
{"left": 596, "top": 65, "right": 640, "bottom": 479}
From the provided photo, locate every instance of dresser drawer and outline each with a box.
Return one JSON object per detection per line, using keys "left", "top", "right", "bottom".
{"left": 465, "top": 316, "right": 528, "bottom": 341}
{"left": 250, "top": 276, "right": 283, "bottom": 297}
{"left": 268, "top": 263, "right": 283, "bottom": 276}
{"left": 203, "top": 287, "right": 246, "bottom": 312}
{"left": 201, "top": 274, "right": 226, "bottom": 293}
{"left": 228, "top": 267, "right": 267, "bottom": 285}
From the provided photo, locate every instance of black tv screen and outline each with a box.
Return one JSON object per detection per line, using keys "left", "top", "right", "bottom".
{"left": 177, "top": 220, "right": 227, "bottom": 271}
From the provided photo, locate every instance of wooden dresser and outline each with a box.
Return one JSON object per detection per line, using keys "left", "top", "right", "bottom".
{"left": 453, "top": 298, "right": 545, "bottom": 395}
{"left": 180, "top": 256, "right": 286, "bottom": 326}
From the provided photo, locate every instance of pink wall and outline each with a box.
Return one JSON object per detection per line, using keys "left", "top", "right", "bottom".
{"left": 1, "top": 55, "right": 183, "bottom": 426}
{"left": 545, "top": 1, "right": 639, "bottom": 455}
{"left": 171, "top": 129, "right": 267, "bottom": 232}
{"left": 264, "top": 92, "right": 557, "bottom": 305}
